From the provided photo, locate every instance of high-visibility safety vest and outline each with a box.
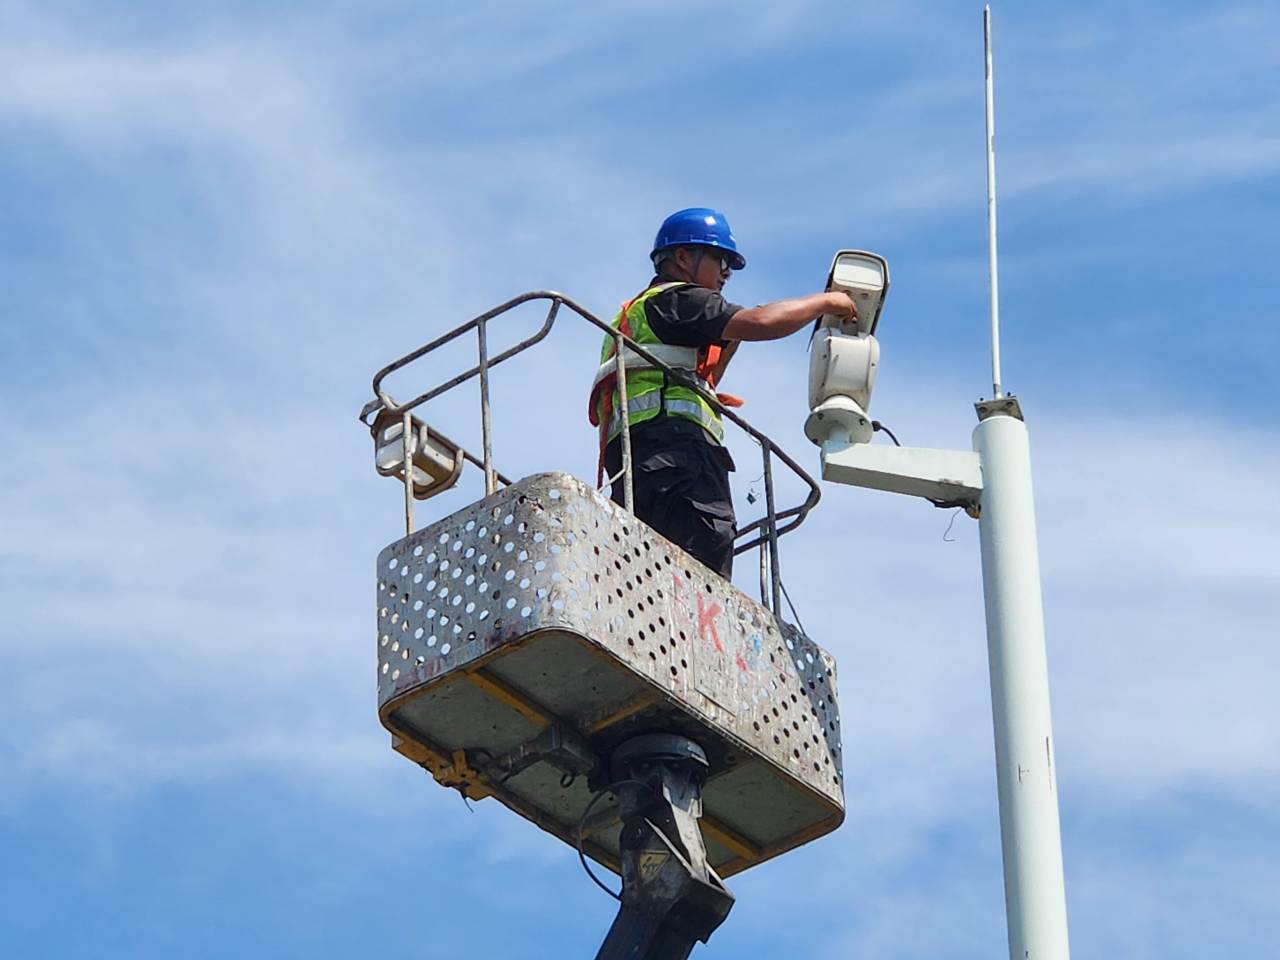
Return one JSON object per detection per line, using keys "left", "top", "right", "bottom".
{"left": 588, "top": 282, "right": 729, "bottom": 448}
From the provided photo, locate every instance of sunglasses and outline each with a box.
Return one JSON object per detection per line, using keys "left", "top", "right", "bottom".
{"left": 692, "top": 250, "right": 731, "bottom": 273}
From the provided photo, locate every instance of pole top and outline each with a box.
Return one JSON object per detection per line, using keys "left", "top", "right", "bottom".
{"left": 975, "top": 395, "right": 1024, "bottom": 422}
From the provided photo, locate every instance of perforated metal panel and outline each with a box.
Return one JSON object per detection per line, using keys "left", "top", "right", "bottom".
{"left": 376, "top": 472, "right": 845, "bottom": 876}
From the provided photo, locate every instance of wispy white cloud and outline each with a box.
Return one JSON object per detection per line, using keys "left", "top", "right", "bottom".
{"left": 1, "top": 4, "right": 1277, "bottom": 956}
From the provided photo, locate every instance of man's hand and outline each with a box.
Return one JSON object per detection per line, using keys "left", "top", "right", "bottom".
{"left": 824, "top": 291, "right": 858, "bottom": 323}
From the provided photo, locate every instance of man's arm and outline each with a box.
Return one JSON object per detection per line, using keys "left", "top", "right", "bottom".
{"left": 721, "top": 291, "right": 856, "bottom": 342}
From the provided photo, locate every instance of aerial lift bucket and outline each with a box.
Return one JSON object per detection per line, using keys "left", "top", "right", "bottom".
{"left": 376, "top": 470, "right": 844, "bottom": 878}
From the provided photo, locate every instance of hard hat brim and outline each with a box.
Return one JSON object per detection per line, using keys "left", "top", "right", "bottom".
{"left": 650, "top": 240, "right": 747, "bottom": 271}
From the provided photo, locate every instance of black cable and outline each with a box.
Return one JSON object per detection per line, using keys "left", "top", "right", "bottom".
{"left": 931, "top": 497, "right": 978, "bottom": 514}
{"left": 779, "top": 578, "right": 809, "bottom": 637}
{"left": 575, "top": 778, "right": 659, "bottom": 902}
{"left": 871, "top": 420, "right": 901, "bottom": 446}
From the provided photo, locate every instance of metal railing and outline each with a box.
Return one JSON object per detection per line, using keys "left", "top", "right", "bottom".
{"left": 359, "top": 290, "right": 821, "bottom": 615}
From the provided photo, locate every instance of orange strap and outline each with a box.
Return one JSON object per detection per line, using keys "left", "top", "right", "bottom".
{"left": 695, "top": 344, "right": 721, "bottom": 386}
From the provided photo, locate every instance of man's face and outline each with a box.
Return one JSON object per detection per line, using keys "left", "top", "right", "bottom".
{"left": 675, "top": 247, "right": 731, "bottom": 292}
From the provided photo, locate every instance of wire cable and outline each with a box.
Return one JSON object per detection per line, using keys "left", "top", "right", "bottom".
{"left": 575, "top": 778, "right": 659, "bottom": 902}
{"left": 871, "top": 420, "right": 901, "bottom": 446}
{"left": 942, "top": 509, "right": 961, "bottom": 542}
{"left": 779, "top": 578, "right": 809, "bottom": 637}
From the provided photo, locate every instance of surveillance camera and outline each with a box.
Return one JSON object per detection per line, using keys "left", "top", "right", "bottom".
{"left": 804, "top": 250, "right": 889, "bottom": 447}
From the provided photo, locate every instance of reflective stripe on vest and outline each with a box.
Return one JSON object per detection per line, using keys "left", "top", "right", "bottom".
{"left": 606, "top": 394, "right": 725, "bottom": 444}
{"left": 590, "top": 343, "right": 701, "bottom": 392}
{"left": 594, "top": 282, "right": 725, "bottom": 445}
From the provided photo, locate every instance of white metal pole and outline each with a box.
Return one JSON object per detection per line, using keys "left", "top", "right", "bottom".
{"left": 984, "top": 5, "right": 1004, "bottom": 400}
{"left": 973, "top": 411, "right": 1069, "bottom": 960}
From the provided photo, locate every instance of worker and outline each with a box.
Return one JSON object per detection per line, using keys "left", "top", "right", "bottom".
{"left": 589, "top": 207, "right": 856, "bottom": 578}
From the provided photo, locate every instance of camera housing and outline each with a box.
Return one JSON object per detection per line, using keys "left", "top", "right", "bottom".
{"left": 804, "top": 250, "right": 889, "bottom": 447}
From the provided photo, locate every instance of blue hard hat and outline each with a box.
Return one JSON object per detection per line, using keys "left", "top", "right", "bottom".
{"left": 651, "top": 207, "right": 746, "bottom": 270}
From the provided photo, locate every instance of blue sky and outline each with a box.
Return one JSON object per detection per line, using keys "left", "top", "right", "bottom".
{"left": 2, "top": 1, "right": 1277, "bottom": 957}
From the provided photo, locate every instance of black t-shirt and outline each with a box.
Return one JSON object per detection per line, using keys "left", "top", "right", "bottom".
{"left": 643, "top": 278, "right": 744, "bottom": 347}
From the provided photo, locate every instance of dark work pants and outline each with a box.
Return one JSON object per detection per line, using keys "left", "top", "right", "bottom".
{"left": 604, "top": 417, "right": 736, "bottom": 579}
